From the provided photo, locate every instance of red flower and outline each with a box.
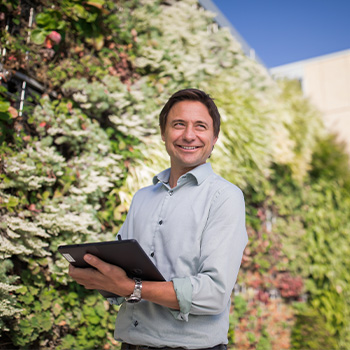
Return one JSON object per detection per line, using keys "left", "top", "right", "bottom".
{"left": 45, "top": 31, "right": 61, "bottom": 49}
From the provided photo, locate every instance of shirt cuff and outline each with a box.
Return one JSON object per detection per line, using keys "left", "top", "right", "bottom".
{"left": 169, "top": 277, "right": 192, "bottom": 322}
{"left": 107, "top": 296, "right": 125, "bottom": 305}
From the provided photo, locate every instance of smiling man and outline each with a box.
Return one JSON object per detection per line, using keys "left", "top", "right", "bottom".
{"left": 69, "top": 89, "right": 248, "bottom": 350}
{"left": 161, "top": 98, "right": 218, "bottom": 187}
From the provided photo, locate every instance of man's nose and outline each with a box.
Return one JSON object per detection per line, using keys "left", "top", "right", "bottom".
{"left": 183, "top": 126, "right": 195, "bottom": 141}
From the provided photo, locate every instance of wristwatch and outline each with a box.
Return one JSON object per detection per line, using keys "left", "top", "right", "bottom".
{"left": 125, "top": 278, "right": 142, "bottom": 303}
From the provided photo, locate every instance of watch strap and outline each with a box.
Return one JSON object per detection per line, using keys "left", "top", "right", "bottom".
{"left": 125, "top": 278, "right": 142, "bottom": 303}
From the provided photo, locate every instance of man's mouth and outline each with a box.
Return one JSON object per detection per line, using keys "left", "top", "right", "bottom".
{"left": 178, "top": 146, "right": 198, "bottom": 150}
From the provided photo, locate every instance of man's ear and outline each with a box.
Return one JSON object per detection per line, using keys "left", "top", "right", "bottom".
{"left": 161, "top": 133, "right": 165, "bottom": 142}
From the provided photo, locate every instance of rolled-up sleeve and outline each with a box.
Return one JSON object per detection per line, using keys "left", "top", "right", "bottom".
{"left": 169, "top": 277, "right": 192, "bottom": 321}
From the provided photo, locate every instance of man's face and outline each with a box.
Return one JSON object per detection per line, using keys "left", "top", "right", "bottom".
{"left": 161, "top": 100, "right": 218, "bottom": 173}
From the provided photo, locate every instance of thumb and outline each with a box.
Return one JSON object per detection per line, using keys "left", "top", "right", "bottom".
{"left": 84, "top": 254, "right": 101, "bottom": 267}
{"left": 83, "top": 254, "right": 112, "bottom": 276}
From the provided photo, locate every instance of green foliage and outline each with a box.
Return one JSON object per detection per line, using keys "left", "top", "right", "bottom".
{"left": 277, "top": 79, "right": 323, "bottom": 181}
{"left": 0, "top": 91, "right": 136, "bottom": 347}
{"left": 0, "top": 86, "right": 15, "bottom": 145}
{"left": 271, "top": 138, "right": 350, "bottom": 346}
{"left": 1, "top": 0, "right": 141, "bottom": 90}
{"left": 209, "top": 82, "right": 274, "bottom": 191}
{"left": 302, "top": 180, "right": 350, "bottom": 340}
{"left": 256, "top": 329, "right": 271, "bottom": 350}
{"left": 2, "top": 0, "right": 350, "bottom": 349}
{"left": 291, "top": 306, "right": 338, "bottom": 350}
{"left": 0, "top": 259, "right": 22, "bottom": 333}
{"left": 11, "top": 282, "right": 118, "bottom": 349}
{"left": 310, "top": 133, "right": 350, "bottom": 190}
{"left": 228, "top": 295, "right": 248, "bottom": 344}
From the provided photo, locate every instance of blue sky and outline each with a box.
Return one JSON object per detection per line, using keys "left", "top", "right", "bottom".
{"left": 212, "top": 0, "right": 350, "bottom": 68}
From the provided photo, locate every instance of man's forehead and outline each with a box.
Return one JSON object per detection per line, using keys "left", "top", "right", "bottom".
{"left": 168, "top": 101, "right": 209, "bottom": 115}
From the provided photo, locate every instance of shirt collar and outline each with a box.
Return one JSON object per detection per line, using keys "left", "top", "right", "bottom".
{"left": 152, "top": 162, "right": 214, "bottom": 186}
{"left": 153, "top": 168, "right": 171, "bottom": 185}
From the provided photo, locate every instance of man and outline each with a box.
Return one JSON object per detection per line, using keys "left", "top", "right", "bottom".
{"left": 69, "top": 88, "right": 248, "bottom": 349}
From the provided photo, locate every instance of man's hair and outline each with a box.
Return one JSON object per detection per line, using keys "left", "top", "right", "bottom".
{"left": 159, "top": 88, "right": 221, "bottom": 137}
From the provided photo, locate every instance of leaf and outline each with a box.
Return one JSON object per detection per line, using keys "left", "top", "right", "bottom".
{"left": 57, "top": 20, "right": 66, "bottom": 30}
{"left": 0, "top": 101, "right": 10, "bottom": 112}
{"left": 35, "top": 12, "right": 59, "bottom": 29}
{"left": 73, "top": 4, "right": 89, "bottom": 19}
{"left": 85, "top": 34, "right": 104, "bottom": 51}
{"left": 38, "top": 312, "right": 53, "bottom": 332}
{"left": 95, "top": 328, "right": 106, "bottom": 338}
{"left": 19, "top": 292, "right": 34, "bottom": 305}
{"left": 53, "top": 303, "right": 63, "bottom": 316}
{"left": 16, "top": 286, "right": 28, "bottom": 295}
{"left": 31, "top": 28, "right": 49, "bottom": 45}
{"left": 87, "top": 314, "right": 100, "bottom": 325}
{"left": 0, "top": 112, "right": 11, "bottom": 122}
{"left": 40, "top": 295, "right": 53, "bottom": 310}
{"left": 7, "top": 196, "right": 19, "bottom": 207}
{"left": 18, "top": 319, "right": 33, "bottom": 336}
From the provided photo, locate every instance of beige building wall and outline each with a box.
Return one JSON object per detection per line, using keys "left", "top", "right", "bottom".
{"left": 270, "top": 49, "right": 350, "bottom": 154}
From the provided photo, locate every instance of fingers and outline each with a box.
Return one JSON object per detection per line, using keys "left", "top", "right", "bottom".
{"left": 68, "top": 254, "right": 131, "bottom": 295}
{"left": 68, "top": 263, "right": 91, "bottom": 280}
{"left": 68, "top": 263, "right": 78, "bottom": 277}
{"left": 68, "top": 263, "right": 97, "bottom": 289}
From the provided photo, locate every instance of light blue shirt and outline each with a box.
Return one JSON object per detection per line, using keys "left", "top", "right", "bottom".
{"left": 110, "top": 163, "right": 248, "bottom": 348}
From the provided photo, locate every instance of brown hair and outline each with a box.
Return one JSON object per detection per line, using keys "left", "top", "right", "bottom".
{"left": 159, "top": 88, "right": 221, "bottom": 137}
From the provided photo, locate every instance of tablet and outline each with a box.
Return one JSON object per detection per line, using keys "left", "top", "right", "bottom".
{"left": 58, "top": 239, "right": 165, "bottom": 298}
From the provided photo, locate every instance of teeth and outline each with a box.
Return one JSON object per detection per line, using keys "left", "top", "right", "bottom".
{"left": 181, "top": 146, "right": 197, "bottom": 150}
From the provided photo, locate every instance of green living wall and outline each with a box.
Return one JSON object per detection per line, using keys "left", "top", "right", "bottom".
{"left": 1, "top": 0, "right": 350, "bottom": 349}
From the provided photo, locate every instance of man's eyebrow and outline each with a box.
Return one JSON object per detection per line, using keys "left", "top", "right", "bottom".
{"left": 170, "top": 119, "right": 209, "bottom": 126}
{"left": 171, "top": 118, "right": 185, "bottom": 123}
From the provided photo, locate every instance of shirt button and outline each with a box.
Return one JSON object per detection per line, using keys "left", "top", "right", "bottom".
{"left": 150, "top": 252, "right": 154, "bottom": 257}
{"left": 169, "top": 191, "right": 173, "bottom": 196}
{"left": 134, "top": 321, "right": 138, "bottom": 327}
{"left": 159, "top": 220, "right": 163, "bottom": 225}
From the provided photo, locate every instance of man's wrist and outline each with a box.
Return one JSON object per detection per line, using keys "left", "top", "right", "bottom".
{"left": 124, "top": 278, "right": 136, "bottom": 297}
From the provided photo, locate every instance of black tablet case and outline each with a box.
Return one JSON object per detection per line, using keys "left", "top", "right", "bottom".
{"left": 58, "top": 239, "right": 165, "bottom": 298}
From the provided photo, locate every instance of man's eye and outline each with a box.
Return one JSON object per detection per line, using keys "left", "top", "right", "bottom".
{"left": 197, "top": 124, "right": 206, "bottom": 129}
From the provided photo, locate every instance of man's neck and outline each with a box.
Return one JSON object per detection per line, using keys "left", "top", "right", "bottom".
{"left": 168, "top": 172, "right": 180, "bottom": 189}
{"left": 168, "top": 163, "right": 202, "bottom": 188}
{"left": 168, "top": 168, "right": 188, "bottom": 188}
